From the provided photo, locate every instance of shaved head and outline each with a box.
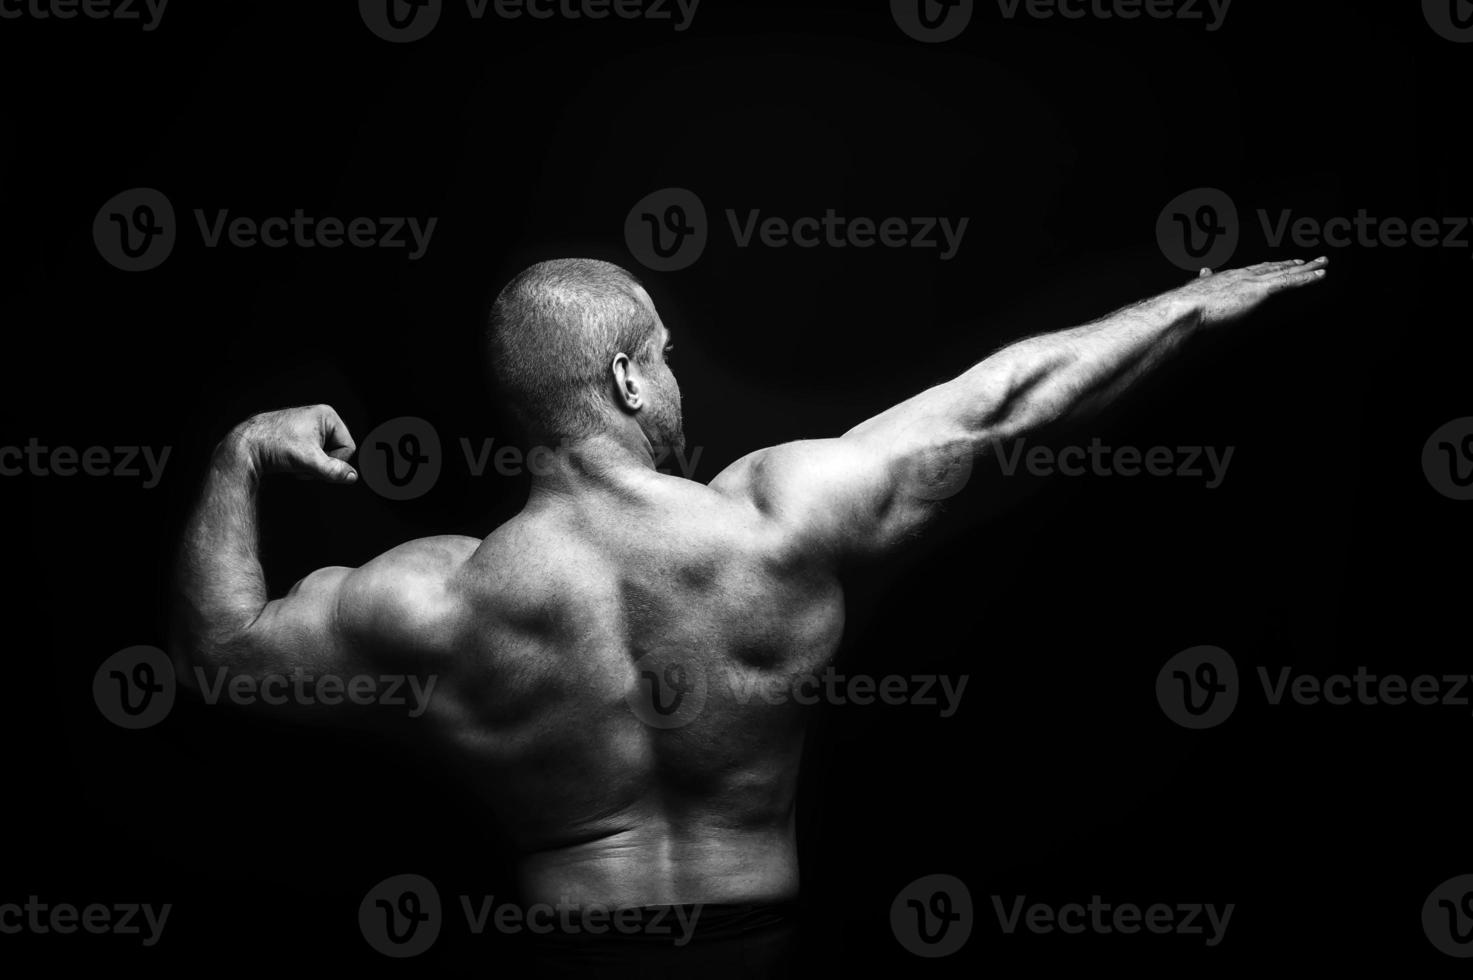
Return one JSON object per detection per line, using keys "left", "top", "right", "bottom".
{"left": 487, "top": 258, "right": 664, "bottom": 440}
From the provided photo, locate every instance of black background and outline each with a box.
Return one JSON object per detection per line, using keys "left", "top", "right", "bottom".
{"left": 2, "top": 0, "right": 1469, "bottom": 973}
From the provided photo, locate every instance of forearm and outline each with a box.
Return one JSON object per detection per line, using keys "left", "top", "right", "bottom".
{"left": 172, "top": 429, "right": 270, "bottom": 666}
{"left": 949, "top": 289, "right": 1202, "bottom": 442}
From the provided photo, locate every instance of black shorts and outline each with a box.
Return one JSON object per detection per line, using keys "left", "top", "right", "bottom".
{"left": 526, "top": 901, "right": 800, "bottom": 980}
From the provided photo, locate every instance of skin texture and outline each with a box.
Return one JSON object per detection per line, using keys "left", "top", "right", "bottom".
{"left": 172, "top": 259, "right": 1327, "bottom": 907}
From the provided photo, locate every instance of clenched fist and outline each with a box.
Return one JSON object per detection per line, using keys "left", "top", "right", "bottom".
{"left": 226, "top": 404, "right": 358, "bottom": 484}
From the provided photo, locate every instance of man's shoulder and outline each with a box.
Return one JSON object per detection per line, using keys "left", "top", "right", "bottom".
{"left": 704, "top": 439, "right": 882, "bottom": 549}
{"left": 337, "top": 535, "right": 482, "bottom": 653}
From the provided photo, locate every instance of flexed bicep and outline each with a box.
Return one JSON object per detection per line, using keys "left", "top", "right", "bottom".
{"left": 171, "top": 402, "right": 474, "bottom": 705}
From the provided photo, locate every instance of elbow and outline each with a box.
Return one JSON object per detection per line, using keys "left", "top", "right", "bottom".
{"left": 166, "top": 604, "right": 250, "bottom": 690}
{"left": 979, "top": 350, "right": 1083, "bottom": 442}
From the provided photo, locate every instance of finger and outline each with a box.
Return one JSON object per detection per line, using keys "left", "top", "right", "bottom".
{"left": 1248, "top": 259, "right": 1305, "bottom": 274}
{"left": 318, "top": 405, "right": 357, "bottom": 458}
{"left": 312, "top": 449, "right": 359, "bottom": 484}
{"left": 1261, "top": 256, "right": 1329, "bottom": 278}
{"left": 1266, "top": 267, "right": 1328, "bottom": 291}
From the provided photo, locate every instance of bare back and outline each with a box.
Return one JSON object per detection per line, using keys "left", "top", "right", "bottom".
{"left": 395, "top": 470, "right": 845, "bottom": 906}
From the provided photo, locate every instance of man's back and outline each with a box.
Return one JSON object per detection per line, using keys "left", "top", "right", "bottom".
{"left": 397, "top": 467, "right": 846, "bottom": 905}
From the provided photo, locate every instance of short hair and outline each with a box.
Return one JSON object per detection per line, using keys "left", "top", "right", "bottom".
{"left": 486, "top": 258, "right": 660, "bottom": 438}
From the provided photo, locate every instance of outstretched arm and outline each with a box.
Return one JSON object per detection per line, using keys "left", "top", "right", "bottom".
{"left": 170, "top": 405, "right": 471, "bottom": 687}
{"left": 710, "top": 258, "right": 1329, "bottom": 561}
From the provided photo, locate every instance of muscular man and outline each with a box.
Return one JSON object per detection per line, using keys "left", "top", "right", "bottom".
{"left": 172, "top": 255, "right": 1326, "bottom": 969}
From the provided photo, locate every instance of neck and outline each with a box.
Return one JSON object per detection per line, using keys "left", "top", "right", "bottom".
{"left": 527, "top": 425, "right": 659, "bottom": 502}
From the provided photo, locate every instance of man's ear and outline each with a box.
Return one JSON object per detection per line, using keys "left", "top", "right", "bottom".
{"left": 610, "top": 352, "right": 643, "bottom": 414}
